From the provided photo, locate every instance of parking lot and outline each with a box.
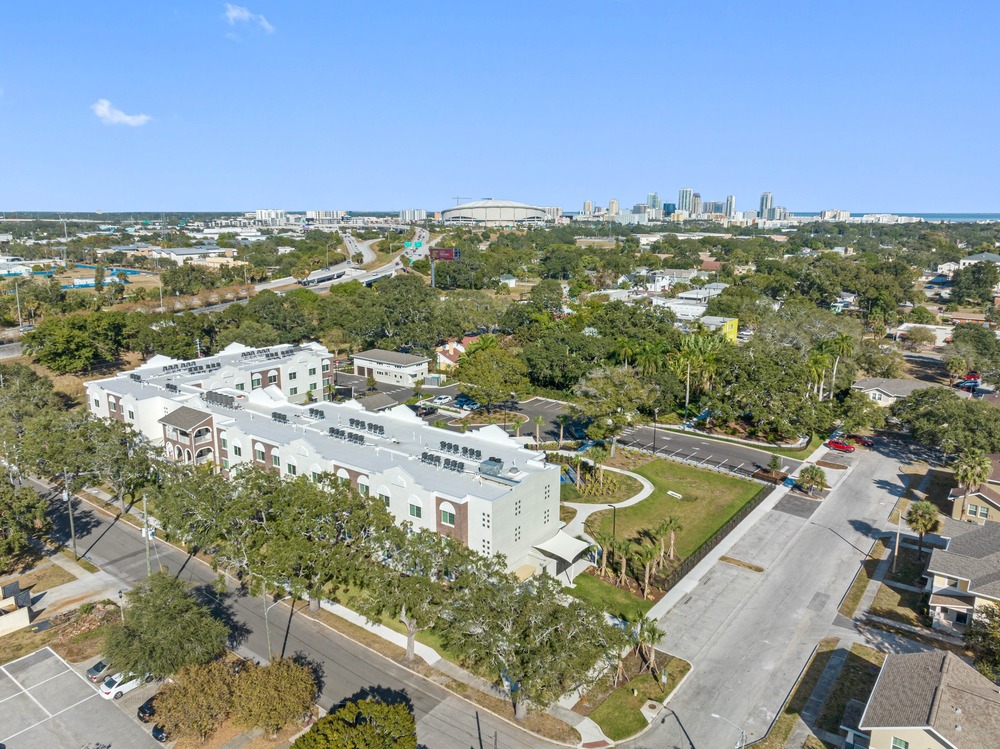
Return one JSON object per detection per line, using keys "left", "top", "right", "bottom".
{"left": 0, "top": 648, "right": 158, "bottom": 748}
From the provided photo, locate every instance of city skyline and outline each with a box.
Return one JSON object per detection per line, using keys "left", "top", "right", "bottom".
{"left": 2, "top": 2, "right": 998, "bottom": 212}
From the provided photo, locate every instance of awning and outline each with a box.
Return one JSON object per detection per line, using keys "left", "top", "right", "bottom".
{"left": 534, "top": 531, "right": 591, "bottom": 564}
{"left": 929, "top": 593, "right": 976, "bottom": 609}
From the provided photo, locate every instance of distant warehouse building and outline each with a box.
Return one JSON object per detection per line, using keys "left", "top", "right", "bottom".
{"left": 441, "top": 199, "right": 550, "bottom": 227}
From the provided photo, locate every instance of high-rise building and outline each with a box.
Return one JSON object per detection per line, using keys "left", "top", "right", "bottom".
{"left": 704, "top": 201, "right": 725, "bottom": 214}
{"left": 759, "top": 192, "right": 773, "bottom": 220}
{"left": 725, "top": 195, "right": 736, "bottom": 218}
{"left": 678, "top": 188, "right": 693, "bottom": 213}
{"left": 663, "top": 203, "right": 677, "bottom": 216}
{"left": 398, "top": 209, "right": 427, "bottom": 222}
{"left": 608, "top": 199, "right": 619, "bottom": 216}
{"left": 691, "top": 193, "right": 702, "bottom": 216}
{"left": 583, "top": 200, "right": 593, "bottom": 215}
{"left": 647, "top": 192, "right": 661, "bottom": 210}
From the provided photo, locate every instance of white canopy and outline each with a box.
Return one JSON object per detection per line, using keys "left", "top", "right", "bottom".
{"left": 534, "top": 531, "right": 591, "bottom": 564}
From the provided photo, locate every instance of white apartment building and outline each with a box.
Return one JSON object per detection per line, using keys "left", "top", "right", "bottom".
{"left": 351, "top": 349, "right": 429, "bottom": 386}
{"left": 85, "top": 342, "right": 585, "bottom": 581}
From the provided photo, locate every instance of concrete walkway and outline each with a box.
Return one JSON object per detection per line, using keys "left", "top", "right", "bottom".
{"left": 561, "top": 464, "right": 655, "bottom": 541}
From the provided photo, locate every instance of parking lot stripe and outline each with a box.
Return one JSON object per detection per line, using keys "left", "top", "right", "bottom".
{"left": 1, "top": 693, "right": 100, "bottom": 744}
{"left": 0, "top": 665, "right": 53, "bottom": 717}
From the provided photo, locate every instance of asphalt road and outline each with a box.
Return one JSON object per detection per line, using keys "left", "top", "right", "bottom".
{"left": 37, "top": 482, "right": 557, "bottom": 749}
{"left": 621, "top": 440, "right": 908, "bottom": 748}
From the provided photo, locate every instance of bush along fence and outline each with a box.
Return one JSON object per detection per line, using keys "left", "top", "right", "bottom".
{"left": 657, "top": 483, "right": 775, "bottom": 594}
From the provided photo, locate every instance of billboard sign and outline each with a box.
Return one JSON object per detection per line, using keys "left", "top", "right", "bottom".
{"left": 430, "top": 248, "right": 461, "bottom": 261}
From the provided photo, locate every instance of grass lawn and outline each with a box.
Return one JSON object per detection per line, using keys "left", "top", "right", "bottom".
{"left": 884, "top": 545, "right": 926, "bottom": 587}
{"left": 560, "top": 505, "right": 577, "bottom": 525}
{"left": 585, "top": 460, "right": 762, "bottom": 558}
{"left": 560, "top": 472, "right": 643, "bottom": 504}
{"left": 869, "top": 584, "right": 927, "bottom": 628}
{"left": 817, "top": 644, "right": 885, "bottom": 733}
{"left": 566, "top": 572, "right": 652, "bottom": 620}
{"left": 587, "top": 656, "right": 690, "bottom": 741}
{"left": 4, "top": 563, "right": 76, "bottom": 594}
{"left": 753, "top": 637, "right": 839, "bottom": 749}
{"left": 838, "top": 540, "right": 885, "bottom": 618}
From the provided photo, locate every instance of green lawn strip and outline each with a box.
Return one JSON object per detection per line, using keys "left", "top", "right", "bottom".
{"left": 752, "top": 637, "right": 839, "bottom": 749}
{"left": 837, "top": 541, "right": 885, "bottom": 618}
{"left": 5, "top": 563, "right": 75, "bottom": 594}
{"left": 588, "top": 658, "right": 690, "bottom": 742}
{"left": 586, "top": 460, "right": 762, "bottom": 558}
{"left": 559, "top": 472, "right": 643, "bottom": 504}
{"left": 566, "top": 572, "right": 652, "bottom": 620}
{"left": 882, "top": 545, "right": 926, "bottom": 587}
{"left": 817, "top": 644, "right": 885, "bottom": 734}
{"left": 869, "top": 584, "right": 926, "bottom": 628}
{"left": 57, "top": 548, "right": 100, "bottom": 573}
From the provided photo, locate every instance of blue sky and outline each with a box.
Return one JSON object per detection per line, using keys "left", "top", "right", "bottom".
{"left": 1, "top": 2, "right": 996, "bottom": 212}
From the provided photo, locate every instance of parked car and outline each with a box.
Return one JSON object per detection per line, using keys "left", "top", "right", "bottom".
{"left": 151, "top": 724, "right": 170, "bottom": 743}
{"left": 137, "top": 696, "right": 157, "bottom": 722}
{"left": 99, "top": 672, "right": 151, "bottom": 700}
{"left": 454, "top": 394, "right": 471, "bottom": 406}
{"left": 431, "top": 395, "right": 452, "bottom": 405}
{"left": 86, "top": 659, "right": 110, "bottom": 683}
{"left": 460, "top": 401, "right": 481, "bottom": 411}
{"left": 825, "top": 439, "right": 856, "bottom": 453}
{"left": 954, "top": 380, "right": 979, "bottom": 392}
{"left": 414, "top": 405, "right": 437, "bottom": 417}
{"left": 846, "top": 434, "right": 875, "bottom": 447}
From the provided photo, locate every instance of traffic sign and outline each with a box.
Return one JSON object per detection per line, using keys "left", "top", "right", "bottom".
{"left": 415, "top": 241, "right": 422, "bottom": 248}
{"left": 404, "top": 242, "right": 413, "bottom": 248}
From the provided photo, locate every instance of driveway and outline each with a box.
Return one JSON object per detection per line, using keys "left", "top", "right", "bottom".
{"left": 622, "top": 445, "right": 903, "bottom": 748}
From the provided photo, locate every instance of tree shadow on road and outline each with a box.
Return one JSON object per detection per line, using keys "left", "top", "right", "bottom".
{"left": 873, "top": 478, "right": 906, "bottom": 498}
{"left": 289, "top": 650, "right": 326, "bottom": 694}
{"left": 849, "top": 519, "right": 884, "bottom": 539}
{"left": 189, "top": 582, "right": 251, "bottom": 648}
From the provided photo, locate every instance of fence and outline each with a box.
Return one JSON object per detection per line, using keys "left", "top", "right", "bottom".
{"left": 656, "top": 483, "right": 775, "bottom": 594}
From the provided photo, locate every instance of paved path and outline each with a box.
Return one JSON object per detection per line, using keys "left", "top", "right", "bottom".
{"left": 561, "top": 463, "right": 655, "bottom": 541}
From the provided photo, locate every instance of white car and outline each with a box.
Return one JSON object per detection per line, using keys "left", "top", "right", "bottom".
{"left": 431, "top": 395, "right": 452, "bottom": 405}
{"left": 99, "top": 672, "right": 150, "bottom": 700}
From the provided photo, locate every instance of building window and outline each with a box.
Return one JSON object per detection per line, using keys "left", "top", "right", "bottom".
{"left": 127, "top": 410, "right": 134, "bottom": 420}
{"left": 322, "top": 361, "right": 330, "bottom": 372}
{"left": 968, "top": 504, "right": 979, "bottom": 516}
{"left": 251, "top": 376, "right": 261, "bottom": 388}
{"left": 358, "top": 484, "right": 369, "bottom": 496}
{"left": 289, "top": 387, "right": 298, "bottom": 396}
{"left": 514, "top": 500, "right": 521, "bottom": 516}
{"left": 255, "top": 448, "right": 265, "bottom": 462}
{"left": 268, "top": 373, "right": 278, "bottom": 385}
{"left": 221, "top": 438, "right": 228, "bottom": 449}
{"left": 310, "top": 383, "right": 317, "bottom": 392}
{"left": 109, "top": 401, "right": 117, "bottom": 412}
{"left": 979, "top": 505, "right": 989, "bottom": 518}
{"left": 288, "top": 371, "right": 297, "bottom": 381}
{"left": 482, "top": 514, "right": 491, "bottom": 529}
{"left": 441, "top": 509, "right": 455, "bottom": 526}
{"left": 379, "top": 493, "right": 390, "bottom": 507}
{"left": 309, "top": 367, "right": 317, "bottom": 376}
{"left": 233, "top": 445, "right": 242, "bottom": 457}
{"left": 543, "top": 509, "right": 551, "bottom": 524}
{"left": 891, "top": 739, "right": 909, "bottom": 749}
{"left": 514, "top": 526, "right": 521, "bottom": 542}
{"left": 93, "top": 398, "right": 100, "bottom": 408}
{"left": 312, "top": 471, "right": 321, "bottom": 482}
{"left": 272, "top": 455, "right": 280, "bottom": 467}
{"left": 945, "top": 577, "right": 960, "bottom": 588}
{"left": 222, "top": 459, "right": 229, "bottom": 469}
{"left": 236, "top": 383, "right": 245, "bottom": 391}
{"left": 409, "top": 503, "right": 422, "bottom": 519}
{"left": 481, "top": 539, "right": 491, "bottom": 554}
{"left": 287, "top": 464, "right": 297, "bottom": 475}
{"left": 870, "top": 392, "right": 883, "bottom": 402}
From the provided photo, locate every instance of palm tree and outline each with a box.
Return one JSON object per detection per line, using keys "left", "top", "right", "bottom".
{"left": 954, "top": 450, "right": 992, "bottom": 518}
{"left": 612, "top": 539, "right": 630, "bottom": 588}
{"left": 532, "top": 415, "right": 545, "bottom": 444}
{"left": 412, "top": 379, "right": 424, "bottom": 400}
{"left": 589, "top": 446, "right": 609, "bottom": 489}
{"left": 657, "top": 516, "right": 683, "bottom": 563}
{"left": 592, "top": 530, "right": 615, "bottom": 579}
{"left": 631, "top": 543, "right": 659, "bottom": 600}
{"left": 798, "top": 464, "right": 828, "bottom": 496}
{"left": 613, "top": 338, "right": 638, "bottom": 369}
{"left": 572, "top": 454, "right": 583, "bottom": 489}
{"left": 556, "top": 414, "right": 570, "bottom": 449}
{"left": 905, "top": 500, "right": 941, "bottom": 557}
{"left": 946, "top": 356, "right": 968, "bottom": 384}
{"left": 633, "top": 615, "right": 666, "bottom": 678}
{"left": 635, "top": 340, "right": 668, "bottom": 376}
{"left": 806, "top": 350, "right": 832, "bottom": 399}
{"left": 822, "top": 333, "right": 855, "bottom": 399}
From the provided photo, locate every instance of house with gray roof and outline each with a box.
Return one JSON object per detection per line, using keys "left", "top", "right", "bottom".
{"left": 858, "top": 650, "right": 1000, "bottom": 749}
{"left": 947, "top": 453, "right": 1000, "bottom": 524}
{"left": 351, "top": 349, "right": 429, "bottom": 386}
{"left": 851, "top": 378, "right": 966, "bottom": 407}
{"left": 924, "top": 516, "right": 1000, "bottom": 633}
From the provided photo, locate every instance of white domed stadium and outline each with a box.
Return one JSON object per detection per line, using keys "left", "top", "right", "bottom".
{"left": 441, "top": 199, "right": 550, "bottom": 227}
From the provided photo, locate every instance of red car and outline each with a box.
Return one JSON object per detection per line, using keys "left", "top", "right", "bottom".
{"left": 846, "top": 434, "right": 874, "bottom": 447}
{"left": 826, "top": 439, "right": 856, "bottom": 453}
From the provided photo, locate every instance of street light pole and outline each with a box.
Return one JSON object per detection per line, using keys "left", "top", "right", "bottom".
{"left": 117, "top": 590, "right": 125, "bottom": 624}
{"left": 653, "top": 408, "right": 659, "bottom": 454}
{"left": 711, "top": 713, "right": 747, "bottom": 749}
{"left": 607, "top": 503, "right": 617, "bottom": 541}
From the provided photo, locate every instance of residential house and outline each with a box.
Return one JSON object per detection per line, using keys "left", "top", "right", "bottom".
{"left": 958, "top": 251, "right": 1000, "bottom": 270}
{"left": 857, "top": 650, "right": 1000, "bottom": 749}
{"left": 851, "top": 378, "right": 966, "bottom": 407}
{"left": 351, "top": 349, "right": 429, "bottom": 386}
{"left": 947, "top": 453, "right": 1000, "bottom": 523}
{"left": 924, "top": 516, "right": 1000, "bottom": 633}
{"left": 699, "top": 316, "right": 738, "bottom": 342}
{"left": 435, "top": 335, "right": 480, "bottom": 372}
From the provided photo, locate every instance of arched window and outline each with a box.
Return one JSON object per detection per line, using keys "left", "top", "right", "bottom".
{"left": 407, "top": 496, "right": 422, "bottom": 520}
{"left": 335, "top": 468, "right": 350, "bottom": 486}
{"left": 439, "top": 501, "right": 456, "bottom": 527}
{"left": 377, "top": 486, "right": 391, "bottom": 508}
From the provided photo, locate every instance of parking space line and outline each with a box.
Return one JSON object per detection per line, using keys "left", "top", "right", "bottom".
{"left": 0, "top": 664, "right": 53, "bottom": 717}
{"left": 6, "top": 667, "right": 72, "bottom": 692}
{"left": 0, "top": 692, "right": 100, "bottom": 744}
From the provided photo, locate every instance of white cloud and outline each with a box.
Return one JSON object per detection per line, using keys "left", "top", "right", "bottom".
{"left": 224, "top": 3, "right": 274, "bottom": 33}
{"left": 91, "top": 99, "right": 152, "bottom": 127}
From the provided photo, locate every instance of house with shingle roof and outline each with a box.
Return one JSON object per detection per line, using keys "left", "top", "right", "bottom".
{"left": 924, "top": 516, "right": 1000, "bottom": 633}
{"left": 948, "top": 453, "right": 1000, "bottom": 524}
{"left": 857, "top": 650, "right": 1000, "bottom": 749}
{"left": 851, "top": 378, "right": 968, "bottom": 407}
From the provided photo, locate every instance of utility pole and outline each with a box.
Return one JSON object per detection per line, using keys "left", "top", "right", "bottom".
{"left": 63, "top": 467, "right": 78, "bottom": 560}
{"left": 685, "top": 360, "right": 691, "bottom": 420}
{"left": 430, "top": 254, "right": 436, "bottom": 288}
{"left": 143, "top": 492, "right": 151, "bottom": 577}
{"left": 14, "top": 280, "right": 22, "bottom": 328}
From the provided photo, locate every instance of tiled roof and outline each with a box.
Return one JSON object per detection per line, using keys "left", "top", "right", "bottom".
{"left": 860, "top": 651, "right": 1000, "bottom": 747}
